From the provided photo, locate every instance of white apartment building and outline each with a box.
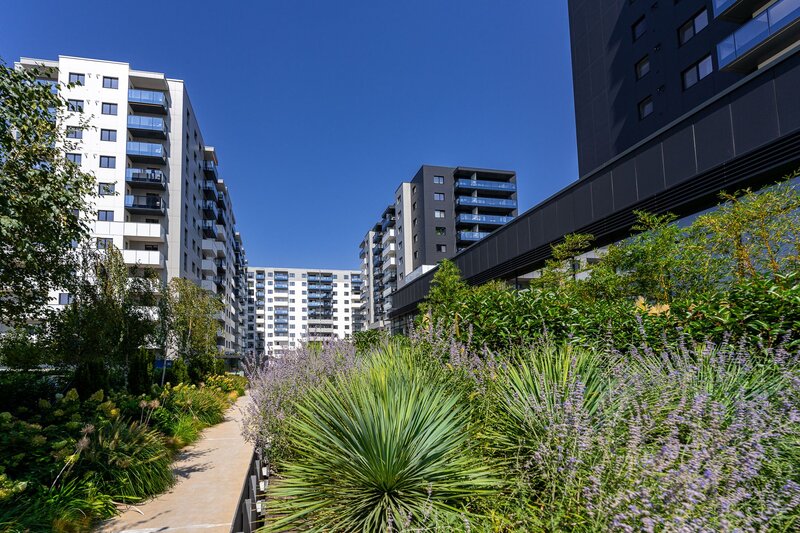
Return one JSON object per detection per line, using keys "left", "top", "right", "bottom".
{"left": 245, "top": 267, "right": 365, "bottom": 358}
{"left": 15, "top": 56, "right": 248, "bottom": 364}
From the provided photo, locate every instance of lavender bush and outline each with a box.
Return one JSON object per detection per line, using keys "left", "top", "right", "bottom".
{"left": 242, "top": 339, "right": 359, "bottom": 466}
{"left": 489, "top": 338, "right": 800, "bottom": 531}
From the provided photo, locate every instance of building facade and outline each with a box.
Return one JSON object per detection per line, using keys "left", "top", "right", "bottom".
{"left": 390, "top": 0, "right": 800, "bottom": 329}
{"left": 15, "top": 55, "right": 249, "bottom": 361}
{"left": 245, "top": 267, "right": 364, "bottom": 358}
{"left": 359, "top": 165, "right": 517, "bottom": 329}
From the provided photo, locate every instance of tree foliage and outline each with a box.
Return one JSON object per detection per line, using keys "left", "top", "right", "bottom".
{"left": 0, "top": 60, "right": 96, "bottom": 325}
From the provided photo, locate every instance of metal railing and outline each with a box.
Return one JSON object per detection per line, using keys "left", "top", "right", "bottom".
{"left": 231, "top": 449, "right": 268, "bottom": 532}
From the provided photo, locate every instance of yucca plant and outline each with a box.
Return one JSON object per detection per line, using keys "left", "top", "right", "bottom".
{"left": 266, "top": 345, "right": 495, "bottom": 531}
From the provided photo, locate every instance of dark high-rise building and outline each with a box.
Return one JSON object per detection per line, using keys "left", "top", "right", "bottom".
{"left": 389, "top": 0, "right": 800, "bottom": 331}
{"left": 569, "top": 0, "right": 799, "bottom": 175}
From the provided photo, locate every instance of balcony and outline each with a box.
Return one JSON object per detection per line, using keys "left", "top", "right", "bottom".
{"left": 308, "top": 275, "right": 333, "bottom": 282}
{"left": 201, "top": 279, "right": 217, "bottom": 293}
{"left": 456, "top": 213, "right": 514, "bottom": 226}
{"left": 382, "top": 243, "right": 397, "bottom": 258}
{"left": 274, "top": 309, "right": 289, "bottom": 316}
{"left": 717, "top": 0, "right": 800, "bottom": 71}
{"left": 274, "top": 318, "right": 289, "bottom": 325}
{"left": 308, "top": 292, "right": 329, "bottom": 299}
{"left": 309, "top": 301, "right": 333, "bottom": 308}
{"left": 456, "top": 196, "right": 517, "bottom": 209}
{"left": 201, "top": 259, "right": 216, "bottom": 275}
{"left": 274, "top": 274, "right": 289, "bottom": 281}
{"left": 380, "top": 216, "right": 396, "bottom": 232}
{"left": 215, "top": 258, "right": 227, "bottom": 273}
{"left": 127, "top": 141, "right": 166, "bottom": 164}
{"left": 125, "top": 168, "right": 166, "bottom": 189}
{"left": 455, "top": 179, "right": 516, "bottom": 193}
{"left": 201, "top": 220, "right": 218, "bottom": 238}
{"left": 203, "top": 161, "right": 218, "bottom": 178}
{"left": 122, "top": 221, "right": 165, "bottom": 242}
{"left": 127, "top": 115, "right": 167, "bottom": 139}
{"left": 713, "top": 0, "right": 773, "bottom": 21}
{"left": 308, "top": 284, "right": 333, "bottom": 291}
{"left": 202, "top": 238, "right": 226, "bottom": 257}
{"left": 122, "top": 249, "right": 165, "bottom": 268}
{"left": 128, "top": 89, "right": 168, "bottom": 114}
{"left": 274, "top": 282, "right": 289, "bottom": 290}
{"left": 458, "top": 231, "right": 491, "bottom": 241}
{"left": 202, "top": 200, "right": 219, "bottom": 220}
{"left": 125, "top": 195, "right": 165, "bottom": 215}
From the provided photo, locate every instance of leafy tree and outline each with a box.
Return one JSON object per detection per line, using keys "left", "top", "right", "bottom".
{"left": 45, "top": 246, "right": 159, "bottom": 395}
{"left": 165, "top": 278, "right": 224, "bottom": 383}
{"left": 0, "top": 60, "right": 96, "bottom": 325}
{"left": 416, "top": 259, "right": 469, "bottom": 333}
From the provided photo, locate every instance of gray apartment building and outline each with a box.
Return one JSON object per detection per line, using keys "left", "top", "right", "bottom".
{"left": 390, "top": 0, "right": 800, "bottom": 330}
{"left": 360, "top": 165, "right": 517, "bottom": 329}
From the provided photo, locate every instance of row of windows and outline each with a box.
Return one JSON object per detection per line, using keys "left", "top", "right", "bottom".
{"left": 68, "top": 72, "right": 118, "bottom": 89}
{"left": 66, "top": 126, "right": 117, "bottom": 142}
{"left": 636, "top": 53, "right": 713, "bottom": 120}
{"left": 65, "top": 153, "right": 116, "bottom": 168}
{"left": 632, "top": 8, "right": 708, "bottom": 46}
{"left": 67, "top": 100, "right": 118, "bottom": 115}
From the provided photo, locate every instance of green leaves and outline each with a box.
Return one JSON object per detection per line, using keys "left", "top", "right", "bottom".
{"left": 267, "top": 345, "right": 496, "bottom": 531}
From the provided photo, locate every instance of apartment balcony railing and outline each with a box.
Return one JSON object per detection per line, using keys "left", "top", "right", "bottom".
{"left": 309, "top": 301, "right": 333, "bottom": 308}
{"left": 120, "top": 221, "right": 166, "bottom": 242}
{"left": 127, "top": 115, "right": 167, "bottom": 139}
{"left": 201, "top": 220, "right": 217, "bottom": 238}
{"left": 308, "top": 284, "right": 333, "bottom": 291}
{"left": 274, "top": 327, "right": 289, "bottom": 335}
{"left": 274, "top": 318, "right": 289, "bottom": 325}
{"left": 308, "top": 292, "right": 329, "bottom": 299}
{"left": 717, "top": 0, "right": 800, "bottom": 71}
{"left": 456, "top": 196, "right": 517, "bottom": 209}
{"left": 202, "top": 238, "right": 226, "bottom": 258}
{"left": 308, "top": 275, "right": 333, "bottom": 282}
{"left": 202, "top": 180, "right": 218, "bottom": 199}
{"left": 201, "top": 259, "right": 216, "bottom": 275}
{"left": 202, "top": 200, "right": 219, "bottom": 220}
{"left": 274, "top": 282, "right": 289, "bottom": 290}
{"left": 125, "top": 194, "right": 165, "bottom": 215}
{"left": 455, "top": 179, "right": 517, "bottom": 192}
{"left": 126, "top": 141, "right": 166, "bottom": 164}
{"left": 274, "top": 274, "right": 289, "bottom": 281}
{"left": 274, "top": 309, "right": 289, "bottom": 316}
{"left": 125, "top": 168, "right": 166, "bottom": 189}
{"left": 382, "top": 243, "right": 397, "bottom": 258}
{"left": 203, "top": 160, "right": 218, "bottom": 178}
{"left": 380, "top": 216, "right": 396, "bottom": 232}
{"left": 458, "top": 231, "right": 491, "bottom": 241}
{"left": 713, "top": 0, "right": 773, "bottom": 21}
{"left": 122, "top": 249, "right": 165, "bottom": 268}
{"left": 456, "top": 213, "right": 514, "bottom": 225}
{"left": 128, "top": 89, "right": 168, "bottom": 114}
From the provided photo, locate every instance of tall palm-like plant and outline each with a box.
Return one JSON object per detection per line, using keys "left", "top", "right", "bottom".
{"left": 267, "top": 346, "right": 495, "bottom": 531}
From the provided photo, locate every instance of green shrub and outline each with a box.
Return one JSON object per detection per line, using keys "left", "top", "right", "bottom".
{"left": 267, "top": 345, "right": 495, "bottom": 531}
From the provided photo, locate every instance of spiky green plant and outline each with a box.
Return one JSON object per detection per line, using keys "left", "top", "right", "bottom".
{"left": 267, "top": 345, "right": 495, "bottom": 531}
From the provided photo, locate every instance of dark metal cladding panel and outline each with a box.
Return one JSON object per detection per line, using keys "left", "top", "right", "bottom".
{"left": 540, "top": 202, "right": 560, "bottom": 242}
{"left": 662, "top": 124, "right": 697, "bottom": 187}
{"left": 556, "top": 193, "right": 575, "bottom": 235}
{"left": 774, "top": 53, "right": 800, "bottom": 135}
{"left": 591, "top": 172, "right": 613, "bottom": 219}
{"left": 572, "top": 182, "right": 593, "bottom": 229}
{"left": 694, "top": 104, "right": 735, "bottom": 173}
{"left": 730, "top": 75, "right": 780, "bottom": 157}
{"left": 635, "top": 143, "right": 665, "bottom": 199}
{"left": 611, "top": 157, "right": 637, "bottom": 209}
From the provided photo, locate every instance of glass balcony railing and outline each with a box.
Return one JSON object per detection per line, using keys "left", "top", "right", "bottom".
{"left": 308, "top": 275, "right": 333, "bottom": 282}
{"left": 458, "top": 231, "right": 491, "bottom": 241}
{"left": 308, "top": 284, "right": 333, "bottom": 291}
{"left": 203, "top": 161, "right": 217, "bottom": 176}
{"left": 456, "top": 196, "right": 517, "bottom": 208}
{"left": 126, "top": 141, "right": 165, "bottom": 159}
{"left": 274, "top": 309, "right": 289, "bottom": 315}
{"left": 274, "top": 282, "right": 289, "bottom": 290}
{"left": 308, "top": 292, "right": 329, "bottom": 299}
{"left": 128, "top": 115, "right": 166, "bottom": 133}
{"left": 717, "top": 0, "right": 800, "bottom": 68}
{"left": 456, "top": 179, "right": 516, "bottom": 191}
{"left": 274, "top": 274, "right": 289, "bottom": 281}
{"left": 125, "top": 195, "right": 164, "bottom": 211}
{"left": 125, "top": 168, "right": 166, "bottom": 187}
{"left": 274, "top": 318, "right": 289, "bottom": 325}
{"left": 457, "top": 213, "right": 514, "bottom": 225}
{"left": 128, "top": 89, "right": 166, "bottom": 107}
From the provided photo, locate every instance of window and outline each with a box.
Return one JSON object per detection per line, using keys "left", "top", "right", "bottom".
{"left": 67, "top": 99, "right": 84, "bottom": 112}
{"left": 434, "top": 210, "right": 445, "bottom": 218}
{"left": 101, "top": 102, "right": 118, "bottom": 115}
{"left": 679, "top": 9, "right": 708, "bottom": 45}
{"left": 58, "top": 293, "right": 73, "bottom": 305}
{"left": 434, "top": 192, "right": 445, "bottom": 201}
{"left": 682, "top": 55, "right": 713, "bottom": 89}
{"left": 99, "top": 156, "right": 116, "bottom": 168}
{"left": 638, "top": 96, "right": 654, "bottom": 119}
{"left": 96, "top": 237, "right": 113, "bottom": 250}
{"left": 102, "top": 76, "right": 118, "bottom": 89}
{"left": 635, "top": 56, "right": 650, "bottom": 79}
{"left": 433, "top": 175, "right": 444, "bottom": 184}
{"left": 66, "top": 153, "right": 81, "bottom": 164}
{"left": 99, "top": 183, "right": 115, "bottom": 196}
{"left": 632, "top": 16, "right": 646, "bottom": 41}
{"left": 68, "top": 73, "right": 85, "bottom": 85}
{"left": 100, "top": 129, "right": 117, "bottom": 142}
{"left": 436, "top": 244, "right": 447, "bottom": 253}
{"left": 435, "top": 227, "right": 446, "bottom": 236}
{"left": 98, "top": 210, "right": 114, "bottom": 221}
{"left": 66, "top": 126, "right": 83, "bottom": 139}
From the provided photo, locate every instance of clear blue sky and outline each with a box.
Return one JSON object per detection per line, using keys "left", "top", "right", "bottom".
{"left": 3, "top": 0, "right": 578, "bottom": 270}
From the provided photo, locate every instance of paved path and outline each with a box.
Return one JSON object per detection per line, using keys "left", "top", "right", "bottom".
{"left": 97, "top": 396, "right": 254, "bottom": 533}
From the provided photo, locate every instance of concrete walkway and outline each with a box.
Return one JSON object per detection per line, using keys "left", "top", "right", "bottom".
{"left": 97, "top": 396, "right": 254, "bottom": 533}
